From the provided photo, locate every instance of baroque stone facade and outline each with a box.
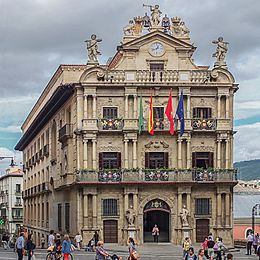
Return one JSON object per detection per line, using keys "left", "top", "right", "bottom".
{"left": 16, "top": 6, "right": 238, "bottom": 246}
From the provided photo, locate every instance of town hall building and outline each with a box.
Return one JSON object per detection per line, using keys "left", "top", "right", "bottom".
{"left": 15, "top": 5, "right": 238, "bottom": 246}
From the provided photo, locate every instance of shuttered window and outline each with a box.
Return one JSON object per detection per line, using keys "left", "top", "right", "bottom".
{"left": 65, "top": 203, "right": 70, "bottom": 232}
{"left": 103, "top": 107, "right": 118, "bottom": 119}
{"left": 145, "top": 152, "right": 168, "bottom": 169}
{"left": 195, "top": 198, "right": 210, "bottom": 215}
{"left": 150, "top": 63, "right": 164, "bottom": 71}
{"left": 192, "top": 152, "right": 213, "bottom": 169}
{"left": 193, "top": 107, "right": 212, "bottom": 119}
{"left": 99, "top": 152, "right": 121, "bottom": 169}
{"left": 58, "top": 204, "right": 62, "bottom": 231}
{"left": 102, "top": 199, "right": 118, "bottom": 216}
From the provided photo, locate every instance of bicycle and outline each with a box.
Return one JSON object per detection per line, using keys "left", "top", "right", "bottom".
{"left": 46, "top": 252, "right": 73, "bottom": 260}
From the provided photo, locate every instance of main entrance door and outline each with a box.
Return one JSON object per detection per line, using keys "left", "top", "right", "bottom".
{"left": 143, "top": 199, "right": 170, "bottom": 242}
{"left": 103, "top": 220, "right": 118, "bottom": 243}
{"left": 196, "top": 219, "right": 209, "bottom": 242}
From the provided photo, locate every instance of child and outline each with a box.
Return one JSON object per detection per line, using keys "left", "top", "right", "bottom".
{"left": 62, "top": 234, "right": 72, "bottom": 260}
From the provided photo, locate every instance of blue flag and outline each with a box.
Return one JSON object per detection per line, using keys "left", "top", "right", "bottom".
{"left": 176, "top": 91, "right": 185, "bottom": 136}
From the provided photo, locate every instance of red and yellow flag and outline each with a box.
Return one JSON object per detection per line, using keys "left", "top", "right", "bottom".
{"left": 165, "top": 89, "right": 175, "bottom": 135}
{"left": 148, "top": 95, "right": 154, "bottom": 135}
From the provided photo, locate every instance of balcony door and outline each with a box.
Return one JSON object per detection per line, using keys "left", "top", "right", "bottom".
{"left": 192, "top": 152, "right": 213, "bottom": 169}
{"left": 99, "top": 152, "right": 121, "bottom": 169}
{"left": 145, "top": 152, "right": 168, "bottom": 169}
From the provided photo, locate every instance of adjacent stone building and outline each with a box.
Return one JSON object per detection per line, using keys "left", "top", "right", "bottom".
{"left": 15, "top": 6, "right": 238, "bottom": 246}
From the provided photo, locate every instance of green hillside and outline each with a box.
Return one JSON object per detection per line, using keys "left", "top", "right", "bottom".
{"left": 234, "top": 159, "right": 260, "bottom": 180}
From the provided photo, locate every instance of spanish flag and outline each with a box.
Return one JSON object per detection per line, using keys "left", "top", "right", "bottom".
{"left": 165, "top": 89, "right": 174, "bottom": 135}
{"left": 148, "top": 95, "right": 154, "bottom": 135}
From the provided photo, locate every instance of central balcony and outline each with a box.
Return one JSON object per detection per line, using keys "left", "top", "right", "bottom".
{"left": 143, "top": 118, "right": 170, "bottom": 131}
{"left": 192, "top": 118, "right": 217, "bottom": 131}
{"left": 98, "top": 118, "right": 123, "bottom": 131}
{"left": 76, "top": 168, "right": 237, "bottom": 183}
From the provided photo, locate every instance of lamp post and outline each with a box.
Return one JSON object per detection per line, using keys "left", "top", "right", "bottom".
{"left": 252, "top": 204, "right": 260, "bottom": 233}
{"left": 0, "top": 156, "right": 15, "bottom": 166}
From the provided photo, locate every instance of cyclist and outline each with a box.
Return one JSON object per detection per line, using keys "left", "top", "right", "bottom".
{"left": 55, "top": 233, "right": 62, "bottom": 259}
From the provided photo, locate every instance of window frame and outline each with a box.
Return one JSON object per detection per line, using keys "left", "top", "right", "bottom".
{"left": 103, "top": 107, "right": 118, "bottom": 119}
{"left": 99, "top": 152, "right": 121, "bottom": 169}
{"left": 195, "top": 198, "right": 211, "bottom": 216}
{"left": 145, "top": 152, "right": 169, "bottom": 169}
{"left": 102, "top": 199, "right": 119, "bottom": 217}
{"left": 193, "top": 107, "right": 212, "bottom": 119}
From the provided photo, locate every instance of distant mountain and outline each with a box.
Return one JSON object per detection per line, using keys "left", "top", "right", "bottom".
{"left": 234, "top": 159, "right": 260, "bottom": 180}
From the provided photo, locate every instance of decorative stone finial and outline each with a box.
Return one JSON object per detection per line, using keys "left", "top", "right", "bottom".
{"left": 85, "top": 34, "right": 102, "bottom": 64}
{"left": 212, "top": 37, "right": 229, "bottom": 68}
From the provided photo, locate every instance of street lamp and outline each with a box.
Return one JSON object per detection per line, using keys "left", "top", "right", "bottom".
{"left": 0, "top": 156, "right": 15, "bottom": 166}
{"left": 252, "top": 204, "right": 260, "bottom": 233}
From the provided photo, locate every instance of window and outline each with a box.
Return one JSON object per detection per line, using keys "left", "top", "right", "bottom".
{"left": 16, "top": 184, "right": 21, "bottom": 193}
{"left": 65, "top": 203, "right": 70, "bottom": 232}
{"left": 58, "top": 204, "right": 62, "bottom": 231}
{"left": 12, "top": 209, "right": 22, "bottom": 218}
{"left": 103, "top": 107, "right": 118, "bottom": 119}
{"left": 145, "top": 152, "right": 169, "bottom": 169}
{"left": 192, "top": 152, "right": 213, "bottom": 169}
{"left": 195, "top": 198, "right": 210, "bottom": 215}
{"left": 16, "top": 197, "right": 21, "bottom": 205}
{"left": 153, "top": 107, "right": 164, "bottom": 130}
{"left": 150, "top": 63, "right": 164, "bottom": 71}
{"left": 193, "top": 108, "right": 212, "bottom": 119}
{"left": 99, "top": 152, "right": 121, "bottom": 169}
{"left": 103, "top": 199, "right": 118, "bottom": 216}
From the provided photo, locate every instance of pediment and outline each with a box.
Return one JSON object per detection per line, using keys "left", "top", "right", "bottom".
{"left": 79, "top": 66, "right": 106, "bottom": 83}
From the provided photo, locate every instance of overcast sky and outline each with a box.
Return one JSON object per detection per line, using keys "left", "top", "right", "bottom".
{"left": 1, "top": 0, "right": 260, "bottom": 172}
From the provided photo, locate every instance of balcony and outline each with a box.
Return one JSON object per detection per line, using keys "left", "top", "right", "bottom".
{"left": 143, "top": 118, "right": 170, "bottom": 132}
{"left": 98, "top": 118, "right": 123, "bottom": 131}
{"left": 123, "top": 119, "right": 138, "bottom": 131}
{"left": 82, "top": 119, "right": 98, "bottom": 131}
{"left": 43, "top": 144, "right": 49, "bottom": 156}
{"left": 32, "top": 156, "right": 35, "bottom": 165}
{"left": 216, "top": 119, "right": 232, "bottom": 131}
{"left": 192, "top": 118, "right": 217, "bottom": 131}
{"left": 39, "top": 149, "right": 43, "bottom": 159}
{"left": 14, "top": 202, "right": 22, "bottom": 207}
{"left": 12, "top": 216, "right": 23, "bottom": 220}
{"left": 58, "top": 124, "right": 73, "bottom": 142}
{"left": 35, "top": 152, "right": 39, "bottom": 162}
{"left": 76, "top": 168, "right": 237, "bottom": 183}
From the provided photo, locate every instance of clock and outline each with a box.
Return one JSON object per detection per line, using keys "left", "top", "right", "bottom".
{"left": 149, "top": 42, "right": 165, "bottom": 56}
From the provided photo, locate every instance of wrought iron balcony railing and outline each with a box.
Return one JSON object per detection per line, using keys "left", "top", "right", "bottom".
{"left": 76, "top": 168, "right": 237, "bottom": 183}
{"left": 43, "top": 144, "right": 49, "bottom": 156}
{"left": 143, "top": 118, "right": 170, "bottom": 131}
{"left": 192, "top": 118, "right": 217, "bottom": 131}
{"left": 58, "top": 124, "right": 73, "bottom": 142}
{"left": 98, "top": 118, "right": 123, "bottom": 130}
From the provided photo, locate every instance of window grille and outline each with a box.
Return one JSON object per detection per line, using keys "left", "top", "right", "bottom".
{"left": 103, "top": 107, "right": 118, "bottom": 119}
{"left": 102, "top": 199, "right": 118, "bottom": 216}
{"left": 195, "top": 198, "right": 210, "bottom": 215}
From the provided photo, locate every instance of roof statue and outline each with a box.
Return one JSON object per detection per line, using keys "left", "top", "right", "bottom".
{"left": 171, "top": 17, "right": 190, "bottom": 39}
{"left": 123, "top": 17, "right": 144, "bottom": 36}
{"left": 212, "top": 37, "right": 229, "bottom": 68}
{"left": 162, "top": 14, "right": 170, "bottom": 33}
{"left": 85, "top": 34, "right": 102, "bottom": 64}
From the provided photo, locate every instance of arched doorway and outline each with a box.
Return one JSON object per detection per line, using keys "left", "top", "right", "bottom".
{"left": 143, "top": 199, "right": 170, "bottom": 242}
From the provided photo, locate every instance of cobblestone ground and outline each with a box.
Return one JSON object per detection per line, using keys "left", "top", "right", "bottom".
{"left": 0, "top": 244, "right": 256, "bottom": 259}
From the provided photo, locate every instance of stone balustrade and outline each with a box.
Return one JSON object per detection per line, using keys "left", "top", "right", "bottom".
{"left": 75, "top": 168, "right": 237, "bottom": 183}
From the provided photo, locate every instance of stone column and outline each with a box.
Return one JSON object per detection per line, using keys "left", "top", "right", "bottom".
{"left": 225, "top": 193, "right": 230, "bottom": 227}
{"left": 92, "top": 140, "right": 97, "bottom": 170}
{"left": 83, "top": 139, "right": 88, "bottom": 169}
{"left": 124, "top": 140, "right": 129, "bottom": 169}
{"left": 83, "top": 193, "right": 88, "bottom": 228}
{"left": 225, "top": 95, "right": 230, "bottom": 118}
{"left": 230, "top": 136, "right": 234, "bottom": 168}
{"left": 125, "top": 95, "right": 129, "bottom": 118}
{"left": 177, "top": 139, "right": 182, "bottom": 168}
{"left": 76, "top": 91, "right": 84, "bottom": 129}
{"left": 133, "top": 139, "right": 137, "bottom": 168}
{"left": 186, "top": 193, "right": 191, "bottom": 213}
{"left": 225, "top": 139, "right": 230, "bottom": 169}
{"left": 187, "top": 94, "right": 191, "bottom": 118}
{"left": 77, "top": 136, "right": 81, "bottom": 170}
{"left": 217, "top": 193, "right": 222, "bottom": 226}
{"left": 124, "top": 193, "right": 129, "bottom": 213}
{"left": 177, "top": 193, "right": 182, "bottom": 227}
{"left": 83, "top": 94, "right": 88, "bottom": 119}
{"left": 133, "top": 95, "right": 137, "bottom": 118}
{"left": 217, "top": 95, "right": 221, "bottom": 118}
{"left": 217, "top": 140, "right": 221, "bottom": 169}
{"left": 133, "top": 193, "right": 138, "bottom": 213}
{"left": 92, "top": 95, "right": 97, "bottom": 118}
{"left": 92, "top": 194, "right": 97, "bottom": 228}
{"left": 186, "top": 139, "right": 191, "bottom": 169}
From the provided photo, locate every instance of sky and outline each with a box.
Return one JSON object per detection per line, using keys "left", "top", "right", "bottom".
{"left": 0, "top": 0, "right": 260, "bottom": 171}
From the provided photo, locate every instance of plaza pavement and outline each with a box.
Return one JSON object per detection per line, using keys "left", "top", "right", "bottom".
{"left": 0, "top": 244, "right": 256, "bottom": 259}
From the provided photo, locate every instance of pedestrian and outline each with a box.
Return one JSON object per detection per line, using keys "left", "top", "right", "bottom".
{"left": 40, "top": 234, "right": 45, "bottom": 249}
{"left": 226, "top": 253, "right": 233, "bottom": 260}
{"left": 128, "top": 237, "right": 139, "bottom": 260}
{"left": 207, "top": 236, "right": 215, "bottom": 260}
{"left": 2, "top": 233, "right": 8, "bottom": 250}
{"left": 62, "top": 234, "right": 72, "bottom": 260}
{"left": 201, "top": 237, "right": 209, "bottom": 259}
{"left": 152, "top": 224, "right": 159, "bottom": 243}
{"left": 215, "top": 237, "right": 225, "bottom": 260}
{"left": 197, "top": 249, "right": 207, "bottom": 260}
{"left": 48, "top": 230, "right": 55, "bottom": 247}
{"left": 208, "top": 232, "right": 214, "bottom": 241}
{"left": 182, "top": 237, "right": 191, "bottom": 259}
{"left": 257, "top": 242, "right": 260, "bottom": 260}
{"left": 185, "top": 247, "right": 197, "bottom": 260}
{"left": 25, "top": 234, "right": 36, "bottom": 260}
{"left": 15, "top": 232, "right": 25, "bottom": 260}
{"left": 94, "top": 231, "right": 99, "bottom": 247}
{"left": 74, "top": 232, "right": 82, "bottom": 250}
{"left": 246, "top": 231, "right": 254, "bottom": 255}
{"left": 55, "top": 233, "right": 62, "bottom": 259}
{"left": 96, "top": 241, "right": 110, "bottom": 260}
{"left": 253, "top": 233, "right": 259, "bottom": 254}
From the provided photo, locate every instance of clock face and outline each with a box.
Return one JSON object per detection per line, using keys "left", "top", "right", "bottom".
{"left": 149, "top": 42, "right": 165, "bottom": 56}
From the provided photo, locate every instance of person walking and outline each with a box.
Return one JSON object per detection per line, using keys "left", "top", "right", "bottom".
{"left": 94, "top": 231, "right": 99, "bottom": 247}
{"left": 128, "top": 237, "right": 138, "bottom": 260}
{"left": 185, "top": 247, "right": 197, "bottom": 260}
{"left": 253, "top": 233, "right": 259, "bottom": 254}
{"left": 207, "top": 237, "right": 215, "bottom": 260}
{"left": 197, "top": 249, "right": 207, "bottom": 260}
{"left": 25, "top": 234, "right": 35, "bottom": 260}
{"left": 215, "top": 237, "right": 225, "bottom": 260}
{"left": 182, "top": 237, "right": 191, "bottom": 259}
{"left": 152, "top": 224, "right": 159, "bottom": 243}
{"left": 62, "top": 234, "right": 72, "bottom": 260}
{"left": 257, "top": 242, "right": 260, "bottom": 260}
{"left": 48, "top": 230, "right": 55, "bottom": 247}
{"left": 2, "top": 233, "right": 8, "bottom": 250}
{"left": 40, "top": 234, "right": 45, "bottom": 249}
{"left": 201, "top": 237, "right": 209, "bottom": 259}
{"left": 246, "top": 232, "right": 254, "bottom": 255}
{"left": 16, "top": 232, "right": 25, "bottom": 260}
{"left": 74, "top": 232, "right": 82, "bottom": 250}
{"left": 96, "top": 241, "right": 110, "bottom": 260}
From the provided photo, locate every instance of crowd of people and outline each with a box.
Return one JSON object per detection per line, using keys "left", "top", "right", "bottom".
{"left": 246, "top": 231, "right": 260, "bottom": 257}
{"left": 182, "top": 233, "right": 233, "bottom": 260}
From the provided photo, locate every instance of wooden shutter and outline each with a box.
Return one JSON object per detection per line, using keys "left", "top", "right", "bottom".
{"left": 164, "top": 152, "right": 169, "bottom": 168}
{"left": 99, "top": 153, "right": 103, "bottom": 169}
{"left": 192, "top": 152, "right": 196, "bottom": 168}
{"left": 145, "top": 153, "right": 150, "bottom": 168}
{"left": 209, "top": 152, "right": 214, "bottom": 168}
{"left": 117, "top": 152, "right": 121, "bottom": 169}
{"left": 208, "top": 108, "right": 212, "bottom": 118}
{"left": 193, "top": 108, "right": 197, "bottom": 118}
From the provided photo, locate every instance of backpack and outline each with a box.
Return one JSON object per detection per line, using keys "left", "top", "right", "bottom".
{"left": 213, "top": 243, "right": 219, "bottom": 251}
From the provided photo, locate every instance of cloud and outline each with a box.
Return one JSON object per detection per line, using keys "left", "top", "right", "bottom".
{"left": 0, "top": 125, "right": 21, "bottom": 133}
